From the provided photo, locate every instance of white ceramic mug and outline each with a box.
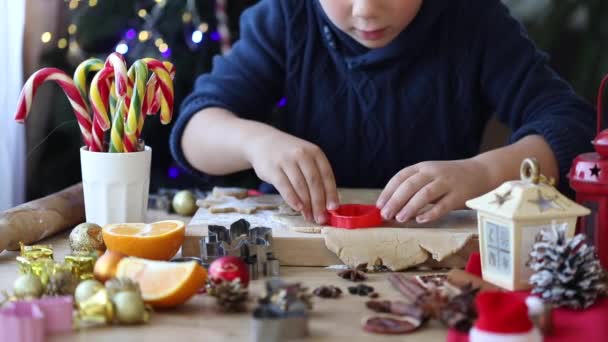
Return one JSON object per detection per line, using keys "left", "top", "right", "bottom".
{"left": 80, "top": 146, "right": 151, "bottom": 226}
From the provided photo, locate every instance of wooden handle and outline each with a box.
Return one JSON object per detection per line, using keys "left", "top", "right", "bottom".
{"left": 0, "top": 183, "right": 85, "bottom": 253}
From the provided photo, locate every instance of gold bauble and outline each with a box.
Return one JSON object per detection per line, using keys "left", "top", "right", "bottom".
{"left": 13, "top": 274, "right": 43, "bottom": 298}
{"left": 70, "top": 223, "right": 106, "bottom": 253}
{"left": 75, "top": 279, "right": 104, "bottom": 304}
{"left": 112, "top": 291, "right": 147, "bottom": 324}
{"left": 172, "top": 190, "right": 197, "bottom": 216}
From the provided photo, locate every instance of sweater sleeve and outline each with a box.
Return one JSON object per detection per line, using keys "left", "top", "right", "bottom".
{"left": 169, "top": 0, "right": 286, "bottom": 180}
{"left": 477, "top": 0, "right": 595, "bottom": 193}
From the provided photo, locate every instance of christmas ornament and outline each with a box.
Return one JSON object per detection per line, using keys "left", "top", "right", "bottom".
{"left": 93, "top": 249, "right": 126, "bottom": 283}
{"left": 75, "top": 288, "right": 114, "bottom": 326}
{"left": 74, "top": 279, "right": 104, "bottom": 304}
{"left": 112, "top": 291, "right": 148, "bottom": 324}
{"left": 209, "top": 255, "right": 250, "bottom": 288}
{"left": 201, "top": 219, "right": 280, "bottom": 279}
{"left": 45, "top": 270, "right": 78, "bottom": 296}
{"left": 64, "top": 254, "right": 96, "bottom": 281}
{"left": 69, "top": 222, "right": 106, "bottom": 253}
{"left": 569, "top": 75, "right": 608, "bottom": 270}
{"left": 528, "top": 224, "right": 607, "bottom": 309}
{"left": 19, "top": 242, "right": 53, "bottom": 260}
{"left": 466, "top": 158, "right": 590, "bottom": 290}
{"left": 13, "top": 274, "right": 43, "bottom": 299}
{"left": 172, "top": 190, "right": 198, "bottom": 216}
{"left": 105, "top": 277, "right": 141, "bottom": 298}
{"left": 470, "top": 292, "right": 541, "bottom": 342}
{"left": 207, "top": 279, "right": 249, "bottom": 312}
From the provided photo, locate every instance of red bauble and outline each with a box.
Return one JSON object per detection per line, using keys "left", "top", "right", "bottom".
{"left": 208, "top": 256, "right": 250, "bottom": 288}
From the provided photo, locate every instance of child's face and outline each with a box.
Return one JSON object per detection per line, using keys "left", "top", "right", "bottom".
{"left": 319, "top": 0, "right": 423, "bottom": 49}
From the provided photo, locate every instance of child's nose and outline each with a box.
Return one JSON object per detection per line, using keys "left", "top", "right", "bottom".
{"left": 352, "top": 0, "right": 378, "bottom": 20}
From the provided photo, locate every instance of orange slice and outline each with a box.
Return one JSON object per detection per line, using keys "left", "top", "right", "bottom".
{"left": 115, "top": 257, "right": 207, "bottom": 308}
{"left": 102, "top": 220, "right": 185, "bottom": 260}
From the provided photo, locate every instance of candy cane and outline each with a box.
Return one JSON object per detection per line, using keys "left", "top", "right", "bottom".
{"left": 124, "top": 60, "right": 148, "bottom": 152}
{"left": 14, "top": 68, "right": 93, "bottom": 149}
{"left": 109, "top": 97, "right": 126, "bottom": 153}
{"left": 215, "top": 0, "right": 231, "bottom": 54}
{"left": 141, "top": 58, "right": 174, "bottom": 125}
{"left": 104, "top": 52, "right": 129, "bottom": 97}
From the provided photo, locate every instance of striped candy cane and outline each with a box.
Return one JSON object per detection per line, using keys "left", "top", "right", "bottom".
{"left": 141, "top": 58, "right": 174, "bottom": 125}
{"left": 14, "top": 68, "right": 93, "bottom": 149}
{"left": 124, "top": 60, "right": 148, "bottom": 153}
{"left": 215, "top": 0, "right": 231, "bottom": 54}
{"left": 105, "top": 52, "right": 129, "bottom": 97}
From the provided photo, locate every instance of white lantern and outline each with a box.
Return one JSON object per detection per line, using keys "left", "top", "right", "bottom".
{"left": 466, "top": 159, "right": 590, "bottom": 291}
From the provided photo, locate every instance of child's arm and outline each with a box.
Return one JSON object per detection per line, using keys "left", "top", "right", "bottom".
{"left": 182, "top": 107, "right": 339, "bottom": 223}
{"left": 378, "top": 0, "right": 594, "bottom": 223}
{"left": 171, "top": 1, "right": 338, "bottom": 222}
{"left": 376, "top": 135, "right": 557, "bottom": 224}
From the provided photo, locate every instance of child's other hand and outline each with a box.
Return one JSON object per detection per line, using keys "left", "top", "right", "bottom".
{"left": 246, "top": 130, "right": 339, "bottom": 224}
{"left": 376, "top": 159, "right": 491, "bottom": 223}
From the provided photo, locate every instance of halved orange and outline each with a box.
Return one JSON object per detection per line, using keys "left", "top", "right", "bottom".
{"left": 102, "top": 220, "right": 185, "bottom": 260}
{"left": 115, "top": 257, "right": 207, "bottom": 308}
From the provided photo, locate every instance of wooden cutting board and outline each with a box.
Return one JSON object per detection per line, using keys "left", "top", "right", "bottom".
{"left": 182, "top": 189, "right": 479, "bottom": 268}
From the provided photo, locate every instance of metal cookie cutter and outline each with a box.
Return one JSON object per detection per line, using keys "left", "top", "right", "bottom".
{"left": 200, "top": 219, "right": 280, "bottom": 279}
{"left": 251, "top": 280, "right": 311, "bottom": 342}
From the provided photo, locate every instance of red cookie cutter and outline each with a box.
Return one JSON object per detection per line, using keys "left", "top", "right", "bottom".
{"left": 327, "top": 204, "right": 383, "bottom": 229}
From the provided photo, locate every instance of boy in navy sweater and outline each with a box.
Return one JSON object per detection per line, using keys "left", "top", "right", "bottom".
{"left": 170, "top": 0, "right": 595, "bottom": 225}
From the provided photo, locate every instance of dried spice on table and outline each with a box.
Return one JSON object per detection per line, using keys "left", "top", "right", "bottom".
{"left": 208, "top": 278, "right": 249, "bottom": 313}
{"left": 337, "top": 263, "right": 368, "bottom": 282}
{"left": 313, "top": 285, "right": 342, "bottom": 299}
{"left": 348, "top": 284, "right": 375, "bottom": 296}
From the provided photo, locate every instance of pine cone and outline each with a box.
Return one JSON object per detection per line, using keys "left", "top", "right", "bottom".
{"left": 208, "top": 279, "right": 249, "bottom": 312}
{"left": 106, "top": 278, "right": 141, "bottom": 298}
{"left": 528, "top": 225, "right": 607, "bottom": 309}
{"left": 45, "top": 270, "right": 78, "bottom": 296}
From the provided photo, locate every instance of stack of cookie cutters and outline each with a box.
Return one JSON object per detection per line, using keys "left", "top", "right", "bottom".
{"left": 0, "top": 296, "right": 73, "bottom": 342}
{"left": 200, "top": 219, "right": 280, "bottom": 279}
{"left": 252, "top": 280, "right": 310, "bottom": 342}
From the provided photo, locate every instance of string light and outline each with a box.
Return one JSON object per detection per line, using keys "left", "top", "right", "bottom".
{"left": 115, "top": 41, "right": 129, "bottom": 54}
{"left": 57, "top": 38, "right": 68, "bottom": 49}
{"left": 69, "top": 0, "right": 79, "bottom": 10}
{"left": 88, "top": 0, "right": 98, "bottom": 7}
{"left": 41, "top": 32, "right": 52, "bottom": 43}
{"left": 138, "top": 30, "right": 150, "bottom": 42}
{"left": 68, "top": 24, "right": 77, "bottom": 35}
{"left": 138, "top": 9, "right": 148, "bottom": 18}
{"left": 191, "top": 30, "right": 203, "bottom": 44}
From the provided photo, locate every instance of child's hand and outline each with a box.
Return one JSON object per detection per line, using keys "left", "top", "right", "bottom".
{"left": 246, "top": 130, "right": 339, "bottom": 224}
{"left": 376, "top": 159, "right": 491, "bottom": 223}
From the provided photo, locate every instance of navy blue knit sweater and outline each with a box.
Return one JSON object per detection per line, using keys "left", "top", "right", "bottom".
{"left": 170, "top": 0, "right": 595, "bottom": 192}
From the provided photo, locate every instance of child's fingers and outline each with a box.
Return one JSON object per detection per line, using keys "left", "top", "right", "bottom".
{"left": 395, "top": 180, "right": 447, "bottom": 223}
{"left": 315, "top": 154, "right": 339, "bottom": 210}
{"left": 283, "top": 163, "right": 313, "bottom": 221}
{"left": 381, "top": 173, "right": 431, "bottom": 221}
{"left": 415, "top": 193, "right": 457, "bottom": 223}
{"left": 377, "top": 166, "right": 417, "bottom": 208}
{"left": 272, "top": 169, "right": 303, "bottom": 214}
{"left": 298, "top": 157, "right": 327, "bottom": 224}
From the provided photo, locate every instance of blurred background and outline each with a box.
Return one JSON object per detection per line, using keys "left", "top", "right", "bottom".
{"left": 2, "top": 0, "right": 607, "bottom": 209}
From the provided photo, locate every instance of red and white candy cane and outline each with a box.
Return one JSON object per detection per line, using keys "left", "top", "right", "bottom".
{"left": 105, "top": 52, "right": 129, "bottom": 97}
{"left": 215, "top": 0, "right": 231, "bottom": 54}
{"left": 141, "top": 58, "right": 174, "bottom": 125}
{"left": 14, "top": 68, "right": 93, "bottom": 149}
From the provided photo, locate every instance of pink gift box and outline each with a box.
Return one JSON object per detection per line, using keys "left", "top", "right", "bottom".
{"left": 0, "top": 302, "right": 45, "bottom": 342}
{"left": 30, "top": 296, "right": 73, "bottom": 334}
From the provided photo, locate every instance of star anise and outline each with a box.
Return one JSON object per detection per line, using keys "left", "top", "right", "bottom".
{"left": 338, "top": 263, "right": 368, "bottom": 282}
{"left": 313, "top": 285, "right": 342, "bottom": 299}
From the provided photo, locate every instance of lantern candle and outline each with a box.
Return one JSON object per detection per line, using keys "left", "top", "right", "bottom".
{"left": 466, "top": 158, "right": 590, "bottom": 291}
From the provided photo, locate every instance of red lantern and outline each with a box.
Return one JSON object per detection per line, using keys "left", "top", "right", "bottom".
{"left": 569, "top": 74, "right": 608, "bottom": 270}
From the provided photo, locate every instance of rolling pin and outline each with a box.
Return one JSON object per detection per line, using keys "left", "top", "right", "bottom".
{"left": 0, "top": 183, "right": 84, "bottom": 253}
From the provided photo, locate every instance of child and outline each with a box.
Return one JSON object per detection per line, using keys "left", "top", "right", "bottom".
{"left": 170, "top": 0, "right": 595, "bottom": 225}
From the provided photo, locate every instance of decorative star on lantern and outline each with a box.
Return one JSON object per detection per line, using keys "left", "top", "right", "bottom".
{"left": 590, "top": 164, "right": 601, "bottom": 177}
{"left": 489, "top": 190, "right": 512, "bottom": 207}
{"left": 528, "top": 190, "right": 563, "bottom": 212}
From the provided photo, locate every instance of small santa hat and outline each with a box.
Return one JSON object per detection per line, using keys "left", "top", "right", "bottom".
{"left": 470, "top": 292, "right": 541, "bottom": 342}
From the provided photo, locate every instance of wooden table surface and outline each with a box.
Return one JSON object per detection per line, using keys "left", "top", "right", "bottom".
{"left": 0, "top": 212, "right": 449, "bottom": 342}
